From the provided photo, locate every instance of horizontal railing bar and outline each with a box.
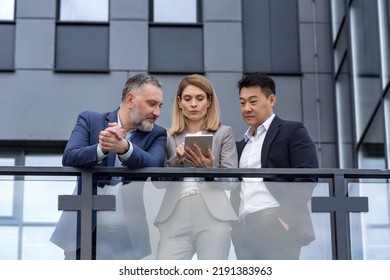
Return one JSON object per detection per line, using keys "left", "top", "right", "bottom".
{"left": 0, "top": 165, "right": 383, "bottom": 260}
{"left": 0, "top": 166, "right": 82, "bottom": 176}
{"left": 1, "top": 166, "right": 390, "bottom": 179}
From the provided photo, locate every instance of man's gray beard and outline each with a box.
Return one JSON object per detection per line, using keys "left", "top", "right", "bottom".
{"left": 136, "top": 119, "right": 154, "bottom": 132}
{"left": 131, "top": 105, "right": 154, "bottom": 132}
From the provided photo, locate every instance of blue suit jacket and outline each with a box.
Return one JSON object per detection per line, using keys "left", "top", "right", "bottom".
{"left": 231, "top": 115, "right": 318, "bottom": 245}
{"left": 62, "top": 109, "right": 167, "bottom": 169}
{"left": 51, "top": 109, "right": 167, "bottom": 259}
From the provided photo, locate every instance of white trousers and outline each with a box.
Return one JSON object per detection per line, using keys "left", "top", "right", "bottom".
{"left": 156, "top": 194, "right": 231, "bottom": 260}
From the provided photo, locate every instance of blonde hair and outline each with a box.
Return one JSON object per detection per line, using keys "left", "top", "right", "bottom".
{"left": 169, "top": 74, "right": 221, "bottom": 135}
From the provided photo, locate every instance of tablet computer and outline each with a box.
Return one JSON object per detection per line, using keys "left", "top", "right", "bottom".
{"left": 184, "top": 134, "right": 213, "bottom": 156}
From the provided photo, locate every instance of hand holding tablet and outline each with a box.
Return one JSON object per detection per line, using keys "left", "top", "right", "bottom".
{"left": 184, "top": 134, "right": 213, "bottom": 156}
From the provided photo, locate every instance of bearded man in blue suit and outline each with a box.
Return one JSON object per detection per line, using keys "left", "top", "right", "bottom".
{"left": 50, "top": 74, "right": 167, "bottom": 260}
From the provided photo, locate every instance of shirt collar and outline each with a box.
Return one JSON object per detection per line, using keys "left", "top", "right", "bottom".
{"left": 117, "top": 113, "right": 136, "bottom": 138}
{"left": 117, "top": 112, "right": 123, "bottom": 128}
{"left": 244, "top": 113, "right": 275, "bottom": 141}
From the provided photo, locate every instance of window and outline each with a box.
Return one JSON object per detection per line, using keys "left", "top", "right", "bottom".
{"left": 0, "top": 23, "right": 15, "bottom": 70}
{"left": 0, "top": 157, "right": 16, "bottom": 217}
{"left": 0, "top": 0, "right": 14, "bottom": 20}
{"left": 55, "top": 25, "right": 109, "bottom": 71}
{"left": 0, "top": 0, "right": 15, "bottom": 70}
{"left": 358, "top": 108, "right": 385, "bottom": 169}
{"left": 350, "top": 0, "right": 381, "bottom": 140}
{"left": 59, "top": 0, "right": 109, "bottom": 21}
{"left": 330, "top": 0, "right": 346, "bottom": 42}
{"left": 55, "top": 0, "right": 109, "bottom": 72}
{"left": 242, "top": 0, "right": 300, "bottom": 74}
{"left": 377, "top": 0, "right": 390, "bottom": 87}
{"left": 352, "top": 108, "right": 390, "bottom": 259}
{"left": 149, "top": 26, "right": 203, "bottom": 73}
{"left": 0, "top": 152, "right": 76, "bottom": 260}
{"left": 385, "top": 88, "right": 390, "bottom": 168}
{"left": 335, "top": 61, "right": 355, "bottom": 168}
{"left": 149, "top": 0, "right": 203, "bottom": 73}
{"left": 152, "top": 0, "right": 198, "bottom": 23}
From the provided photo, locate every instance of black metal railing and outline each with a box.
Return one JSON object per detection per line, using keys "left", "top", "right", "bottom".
{"left": 1, "top": 166, "right": 389, "bottom": 260}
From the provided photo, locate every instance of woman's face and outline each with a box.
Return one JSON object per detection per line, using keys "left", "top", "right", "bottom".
{"left": 178, "top": 84, "right": 211, "bottom": 123}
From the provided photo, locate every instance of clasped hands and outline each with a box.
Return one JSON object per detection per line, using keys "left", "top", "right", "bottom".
{"left": 176, "top": 143, "right": 214, "bottom": 168}
{"left": 99, "top": 122, "right": 129, "bottom": 155}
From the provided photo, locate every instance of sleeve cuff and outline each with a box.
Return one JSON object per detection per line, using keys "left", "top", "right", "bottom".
{"left": 97, "top": 145, "right": 108, "bottom": 162}
{"left": 118, "top": 141, "right": 133, "bottom": 162}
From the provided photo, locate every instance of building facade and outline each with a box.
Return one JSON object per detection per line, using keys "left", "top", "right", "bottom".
{"left": 0, "top": 0, "right": 336, "bottom": 167}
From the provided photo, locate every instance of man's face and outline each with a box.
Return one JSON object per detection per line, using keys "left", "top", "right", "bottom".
{"left": 130, "top": 84, "right": 163, "bottom": 132}
{"left": 239, "top": 86, "right": 275, "bottom": 129}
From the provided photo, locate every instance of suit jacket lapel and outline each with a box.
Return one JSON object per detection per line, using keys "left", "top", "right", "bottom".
{"left": 105, "top": 109, "right": 119, "bottom": 167}
{"left": 237, "top": 139, "right": 247, "bottom": 159}
{"left": 261, "top": 116, "right": 282, "bottom": 167}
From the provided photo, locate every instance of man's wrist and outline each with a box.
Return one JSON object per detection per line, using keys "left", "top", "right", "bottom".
{"left": 118, "top": 140, "right": 130, "bottom": 155}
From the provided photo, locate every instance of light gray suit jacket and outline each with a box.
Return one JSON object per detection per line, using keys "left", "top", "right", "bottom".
{"left": 154, "top": 125, "right": 239, "bottom": 225}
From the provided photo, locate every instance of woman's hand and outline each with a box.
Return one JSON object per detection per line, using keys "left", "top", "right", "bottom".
{"left": 175, "top": 143, "right": 186, "bottom": 163}
{"left": 184, "top": 143, "right": 214, "bottom": 168}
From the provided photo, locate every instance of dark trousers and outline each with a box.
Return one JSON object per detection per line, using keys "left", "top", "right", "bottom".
{"left": 231, "top": 210, "right": 301, "bottom": 260}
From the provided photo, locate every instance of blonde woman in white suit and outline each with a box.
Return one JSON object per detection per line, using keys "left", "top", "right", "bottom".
{"left": 154, "top": 74, "right": 238, "bottom": 260}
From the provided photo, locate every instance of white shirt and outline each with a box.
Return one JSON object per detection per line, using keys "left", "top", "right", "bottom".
{"left": 239, "top": 114, "right": 280, "bottom": 219}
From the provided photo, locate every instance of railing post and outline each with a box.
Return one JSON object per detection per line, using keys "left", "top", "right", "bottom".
{"left": 311, "top": 172, "right": 369, "bottom": 260}
{"left": 332, "top": 173, "right": 350, "bottom": 260}
{"left": 58, "top": 168, "right": 116, "bottom": 260}
{"left": 79, "top": 170, "right": 94, "bottom": 260}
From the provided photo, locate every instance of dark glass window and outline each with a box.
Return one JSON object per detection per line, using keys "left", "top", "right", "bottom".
{"left": 55, "top": 24, "right": 109, "bottom": 72}
{"left": 0, "top": 0, "right": 15, "bottom": 70}
{"left": 383, "top": 0, "right": 390, "bottom": 84}
{"left": 149, "top": 0, "right": 203, "bottom": 73}
{"left": 386, "top": 0, "right": 390, "bottom": 47}
{"left": 335, "top": 59, "right": 355, "bottom": 168}
{"left": 350, "top": 0, "right": 381, "bottom": 140}
{"left": 55, "top": 0, "right": 109, "bottom": 72}
{"left": 330, "top": 0, "right": 346, "bottom": 42}
{"left": 242, "top": 0, "right": 300, "bottom": 74}
{"left": 0, "top": 24, "right": 15, "bottom": 70}
{"left": 149, "top": 26, "right": 203, "bottom": 73}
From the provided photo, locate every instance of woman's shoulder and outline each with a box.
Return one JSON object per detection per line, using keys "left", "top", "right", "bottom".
{"left": 212, "top": 125, "right": 235, "bottom": 142}
{"left": 215, "top": 125, "right": 234, "bottom": 134}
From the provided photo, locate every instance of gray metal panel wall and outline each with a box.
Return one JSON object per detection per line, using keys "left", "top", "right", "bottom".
{"left": 0, "top": 0, "right": 337, "bottom": 167}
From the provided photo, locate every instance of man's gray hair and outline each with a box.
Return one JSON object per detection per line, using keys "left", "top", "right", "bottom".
{"left": 121, "top": 74, "right": 162, "bottom": 101}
